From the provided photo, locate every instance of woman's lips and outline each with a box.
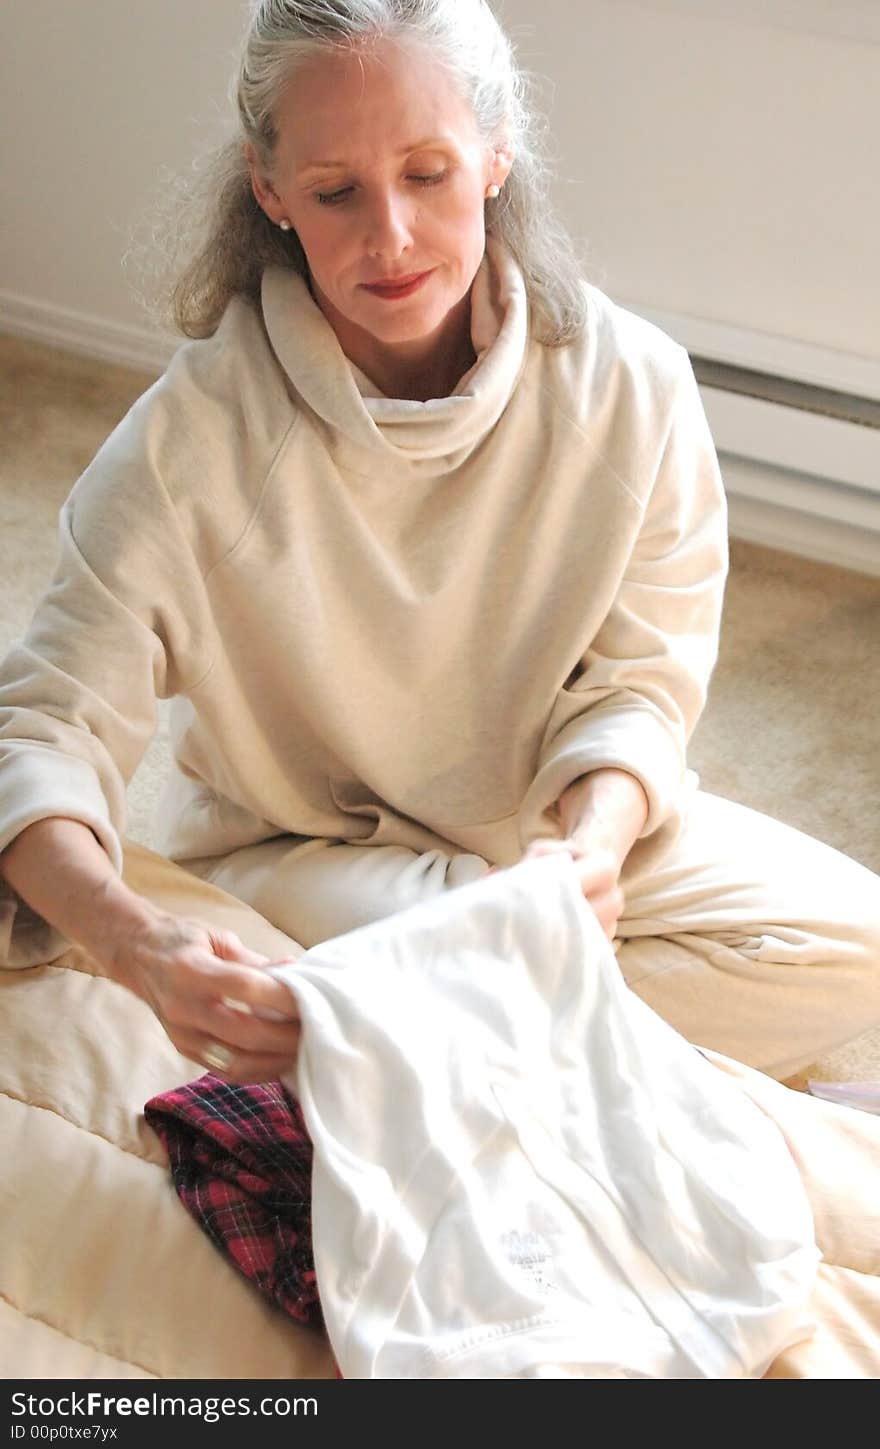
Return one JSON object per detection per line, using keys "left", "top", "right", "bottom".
{"left": 361, "top": 270, "right": 433, "bottom": 300}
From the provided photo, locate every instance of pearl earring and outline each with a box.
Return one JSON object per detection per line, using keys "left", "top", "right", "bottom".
{"left": 485, "top": 184, "right": 501, "bottom": 199}
{"left": 279, "top": 218, "right": 292, "bottom": 232}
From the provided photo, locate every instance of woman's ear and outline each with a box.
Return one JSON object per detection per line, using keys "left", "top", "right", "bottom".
{"left": 489, "top": 137, "right": 515, "bottom": 191}
{"left": 244, "top": 143, "right": 282, "bottom": 225}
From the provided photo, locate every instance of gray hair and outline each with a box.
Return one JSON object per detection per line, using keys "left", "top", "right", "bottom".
{"left": 155, "top": 0, "right": 588, "bottom": 345}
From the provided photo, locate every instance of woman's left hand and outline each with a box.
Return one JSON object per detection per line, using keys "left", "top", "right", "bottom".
{"left": 518, "top": 767, "right": 650, "bottom": 940}
{"left": 521, "top": 836, "right": 625, "bottom": 939}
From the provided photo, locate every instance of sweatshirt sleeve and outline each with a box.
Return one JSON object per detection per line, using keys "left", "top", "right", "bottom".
{"left": 0, "top": 444, "right": 214, "bottom": 969}
{"left": 519, "top": 352, "right": 728, "bottom": 844}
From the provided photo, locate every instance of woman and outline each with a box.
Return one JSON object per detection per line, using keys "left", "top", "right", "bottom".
{"left": 1, "top": 0, "right": 878, "bottom": 1089}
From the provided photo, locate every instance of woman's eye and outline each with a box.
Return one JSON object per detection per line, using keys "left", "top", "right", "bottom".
{"left": 315, "top": 186, "right": 354, "bottom": 206}
{"left": 314, "top": 171, "right": 447, "bottom": 206}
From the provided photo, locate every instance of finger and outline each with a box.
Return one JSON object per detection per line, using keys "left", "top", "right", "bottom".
{"left": 224, "top": 1053, "right": 301, "bottom": 1087}
{"left": 567, "top": 849, "right": 620, "bottom": 891}
{"left": 580, "top": 889, "right": 624, "bottom": 941}
{"left": 185, "top": 956, "right": 302, "bottom": 1022}
{"left": 224, "top": 956, "right": 305, "bottom": 1020}
{"left": 522, "top": 839, "right": 572, "bottom": 859}
{"left": 214, "top": 1001, "right": 302, "bottom": 1055}
{"left": 181, "top": 987, "right": 302, "bottom": 1052}
{"left": 207, "top": 928, "right": 272, "bottom": 969}
{"left": 185, "top": 1033, "right": 300, "bottom": 1086}
{"left": 219, "top": 998, "right": 286, "bottom": 1021}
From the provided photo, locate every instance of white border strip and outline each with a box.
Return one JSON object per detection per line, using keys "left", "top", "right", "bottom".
{"left": 720, "top": 455, "right": 880, "bottom": 533}
{"left": 724, "top": 460, "right": 880, "bottom": 578}
{"left": 700, "top": 387, "right": 880, "bottom": 497}
{"left": 0, "top": 291, "right": 175, "bottom": 375}
{"left": 624, "top": 301, "right": 880, "bottom": 403}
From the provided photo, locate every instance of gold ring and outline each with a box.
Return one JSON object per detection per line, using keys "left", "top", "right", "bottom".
{"left": 202, "top": 1041, "right": 235, "bottom": 1073}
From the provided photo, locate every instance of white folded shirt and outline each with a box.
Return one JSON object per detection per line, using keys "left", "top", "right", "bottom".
{"left": 273, "top": 855, "right": 819, "bottom": 1379}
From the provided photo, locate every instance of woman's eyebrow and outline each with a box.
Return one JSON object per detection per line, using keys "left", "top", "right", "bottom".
{"left": 296, "top": 136, "right": 453, "bottom": 180}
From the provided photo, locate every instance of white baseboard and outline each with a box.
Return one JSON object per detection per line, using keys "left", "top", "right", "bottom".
{"left": 0, "top": 290, "right": 176, "bottom": 375}
{"left": 622, "top": 300, "right": 880, "bottom": 574}
{"left": 702, "top": 386, "right": 880, "bottom": 498}
{"left": 722, "top": 456, "right": 880, "bottom": 577}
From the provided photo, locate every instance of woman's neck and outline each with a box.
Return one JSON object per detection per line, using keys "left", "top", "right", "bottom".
{"left": 313, "top": 285, "right": 477, "bottom": 402}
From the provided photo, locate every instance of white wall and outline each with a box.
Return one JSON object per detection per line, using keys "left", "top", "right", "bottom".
{"left": 505, "top": 0, "right": 880, "bottom": 362}
{"left": 0, "top": 0, "right": 246, "bottom": 357}
{"left": 3, "top": 0, "right": 878, "bottom": 363}
{"left": 2, "top": 1, "right": 879, "bottom": 568}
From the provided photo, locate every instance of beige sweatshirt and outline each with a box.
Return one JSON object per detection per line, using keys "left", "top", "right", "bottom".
{"left": 0, "top": 239, "right": 728, "bottom": 966}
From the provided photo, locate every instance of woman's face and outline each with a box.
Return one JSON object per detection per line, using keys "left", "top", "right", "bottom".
{"left": 248, "top": 40, "right": 512, "bottom": 368}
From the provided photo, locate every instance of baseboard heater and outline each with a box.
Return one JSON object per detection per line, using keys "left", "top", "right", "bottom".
{"left": 621, "top": 301, "right": 880, "bottom": 573}
{"left": 693, "top": 361, "right": 880, "bottom": 573}
{"left": 690, "top": 358, "right": 880, "bottom": 432}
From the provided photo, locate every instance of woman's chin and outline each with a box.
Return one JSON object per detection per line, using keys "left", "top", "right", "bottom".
{"left": 355, "top": 297, "right": 464, "bottom": 349}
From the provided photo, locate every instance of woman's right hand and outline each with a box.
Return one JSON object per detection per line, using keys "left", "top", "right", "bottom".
{"left": 106, "top": 911, "right": 303, "bottom": 1085}
{"left": 0, "top": 818, "right": 302, "bottom": 1083}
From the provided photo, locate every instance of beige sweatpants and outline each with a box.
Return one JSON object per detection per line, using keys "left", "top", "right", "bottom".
{"left": 191, "top": 789, "right": 880, "bottom": 1082}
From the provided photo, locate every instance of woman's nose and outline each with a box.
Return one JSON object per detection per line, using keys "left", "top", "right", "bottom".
{"left": 363, "top": 190, "right": 414, "bottom": 258}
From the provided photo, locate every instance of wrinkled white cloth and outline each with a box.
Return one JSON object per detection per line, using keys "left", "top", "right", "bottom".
{"left": 274, "top": 856, "right": 819, "bottom": 1379}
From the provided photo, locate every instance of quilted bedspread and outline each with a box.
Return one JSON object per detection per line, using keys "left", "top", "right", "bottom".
{"left": 1, "top": 842, "right": 878, "bottom": 1379}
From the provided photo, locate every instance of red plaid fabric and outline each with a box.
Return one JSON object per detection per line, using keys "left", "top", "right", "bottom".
{"left": 143, "top": 1074, "right": 322, "bottom": 1328}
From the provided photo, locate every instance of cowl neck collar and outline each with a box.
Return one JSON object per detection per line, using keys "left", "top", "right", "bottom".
{"left": 260, "top": 236, "right": 529, "bottom": 476}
